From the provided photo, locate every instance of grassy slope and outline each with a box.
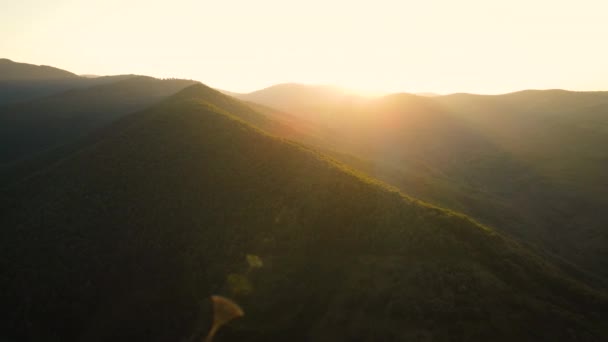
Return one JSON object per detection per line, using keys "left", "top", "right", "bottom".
{"left": 1, "top": 85, "right": 606, "bottom": 342}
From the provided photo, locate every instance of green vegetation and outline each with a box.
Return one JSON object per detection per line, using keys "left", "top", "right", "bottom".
{"left": 1, "top": 84, "right": 607, "bottom": 341}
{"left": 233, "top": 85, "right": 608, "bottom": 281}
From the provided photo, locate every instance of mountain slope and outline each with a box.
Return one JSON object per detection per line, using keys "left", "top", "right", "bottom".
{"left": 0, "top": 76, "right": 197, "bottom": 168}
{"left": 1, "top": 84, "right": 606, "bottom": 342}
{"left": 232, "top": 86, "right": 608, "bottom": 280}
{"left": 0, "top": 58, "right": 78, "bottom": 80}
{"left": 431, "top": 90, "right": 608, "bottom": 277}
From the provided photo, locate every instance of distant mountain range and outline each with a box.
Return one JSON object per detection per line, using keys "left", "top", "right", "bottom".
{"left": 1, "top": 59, "right": 607, "bottom": 342}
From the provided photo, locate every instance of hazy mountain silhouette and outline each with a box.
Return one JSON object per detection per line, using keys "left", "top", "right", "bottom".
{"left": 233, "top": 83, "right": 368, "bottom": 125}
{"left": 0, "top": 58, "right": 78, "bottom": 80}
{"left": 415, "top": 92, "right": 441, "bottom": 97}
{"left": 0, "top": 58, "right": 144, "bottom": 105}
{"left": 1, "top": 83, "right": 606, "bottom": 341}
{"left": 217, "top": 88, "right": 243, "bottom": 98}
{"left": 0, "top": 75, "right": 143, "bottom": 105}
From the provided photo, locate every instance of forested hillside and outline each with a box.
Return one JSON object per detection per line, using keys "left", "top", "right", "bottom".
{"left": 232, "top": 85, "right": 608, "bottom": 280}
{"left": 1, "top": 84, "right": 606, "bottom": 342}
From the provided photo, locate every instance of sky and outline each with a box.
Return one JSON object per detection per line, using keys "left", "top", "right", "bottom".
{"left": 1, "top": 0, "right": 607, "bottom": 94}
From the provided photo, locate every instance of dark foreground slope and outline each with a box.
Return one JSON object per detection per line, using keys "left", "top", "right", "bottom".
{"left": 1, "top": 85, "right": 607, "bottom": 342}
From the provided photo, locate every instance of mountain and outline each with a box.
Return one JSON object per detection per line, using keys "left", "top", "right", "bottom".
{"left": 416, "top": 92, "right": 441, "bottom": 97}
{"left": 234, "top": 83, "right": 368, "bottom": 125}
{"left": 431, "top": 90, "right": 608, "bottom": 277}
{"left": 0, "top": 76, "right": 197, "bottom": 172}
{"left": 0, "top": 58, "right": 143, "bottom": 105}
{"left": 217, "top": 88, "right": 243, "bottom": 98}
{"left": 0, "top": 58, "right": 78, "bottom": 80}
{"left": 0, "top": 75, "right": 140, "bottom": 106}
{"left": 1, "top": 84, "right": 606, "bottom": 342}
{"left": 228, "top": 86, "right": 608, "bottom": 281}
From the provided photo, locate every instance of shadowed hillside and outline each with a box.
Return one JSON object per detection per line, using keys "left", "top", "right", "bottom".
{"left": 0, "top": 75, "right": 141, "bottom": 105}
{"left": 0, "top": 58, "right": 142, "bottom": 105}
{"left": 0, "top": 76, "right": 197, "bottom": 169}
{"left": 1, "top": 84, "right": 606, "bottom": 342}
{"left": 0, "top": 58, "right": 77, "bottom": 80}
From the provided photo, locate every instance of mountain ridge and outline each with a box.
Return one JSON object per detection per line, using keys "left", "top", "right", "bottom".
{"left": 1, "top": 83, "right": 607, "bottom": 341}
{"left": 0, "top": 75, "right": 197, "bottom": 171}
{"left": 0, "top": 58, "right": 78, "bottom": 80}
{"left": 223, "top": 83, "right": 608, "bottom": 280}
